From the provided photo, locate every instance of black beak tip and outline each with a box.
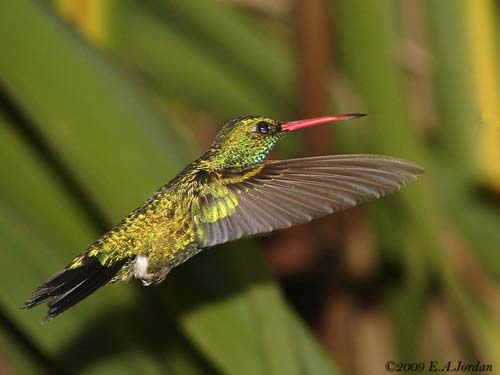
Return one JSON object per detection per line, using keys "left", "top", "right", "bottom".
{"left": 349, "top": 113, "right": 367, "bottom": 119}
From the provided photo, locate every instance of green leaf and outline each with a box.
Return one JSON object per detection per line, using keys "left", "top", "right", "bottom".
{"left": 151, "top": 0, "right": 295, "bottom": 105}
{"left": 426, "top": 0, "right": 479, "bottom": 181}
{"left": 288, "top": 310, "right": 340, "bottom": 375}
{"left": 106, "top": 0, "right": 291, "bottom": 118}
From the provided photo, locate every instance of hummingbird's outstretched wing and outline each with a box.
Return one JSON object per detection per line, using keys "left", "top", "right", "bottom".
{"left": 193, "top": 155, "right": 423, "bottom": 247}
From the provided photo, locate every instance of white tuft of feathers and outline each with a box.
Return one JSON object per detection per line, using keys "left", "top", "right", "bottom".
{"left": 134, "top": 255, "right": 150, "bottom": 279}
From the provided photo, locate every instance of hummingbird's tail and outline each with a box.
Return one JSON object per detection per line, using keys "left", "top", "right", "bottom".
{"left": 22, "top": 256, "right": 129, "bottom": 321}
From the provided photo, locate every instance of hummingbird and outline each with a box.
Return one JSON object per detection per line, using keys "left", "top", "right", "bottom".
{"left": 23, "top": 114, "right": 423, "bottom": 321}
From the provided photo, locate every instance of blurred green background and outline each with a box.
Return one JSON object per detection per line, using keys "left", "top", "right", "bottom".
{"left": 1, "top": 0, "right": 499, "bottom": 374}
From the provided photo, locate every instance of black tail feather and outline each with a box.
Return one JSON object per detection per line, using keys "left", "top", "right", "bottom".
{"left": 22, "top": 257, "right": 128, "bottom": 321}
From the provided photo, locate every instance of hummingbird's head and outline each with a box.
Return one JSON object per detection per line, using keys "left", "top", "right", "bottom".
{"left": 206, "top": 113, "right": 365, "bottom": 168}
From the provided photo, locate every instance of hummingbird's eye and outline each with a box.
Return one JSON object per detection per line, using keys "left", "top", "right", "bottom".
{"left": 256, "top": 121, "right": 270, "bottom": 134}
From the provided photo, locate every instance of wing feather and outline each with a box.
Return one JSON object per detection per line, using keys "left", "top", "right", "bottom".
{"left": 193, "top": 155, "right": 423, "bottom": 247}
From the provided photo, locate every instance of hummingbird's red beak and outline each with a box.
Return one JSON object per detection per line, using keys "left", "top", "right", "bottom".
{"left": 280, "top": 113, "right": 366, "bottom": 132}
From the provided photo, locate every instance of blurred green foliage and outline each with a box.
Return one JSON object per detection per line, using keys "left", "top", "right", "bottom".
{"left": 0, "top": 0, "right": 499, "bottom": 374}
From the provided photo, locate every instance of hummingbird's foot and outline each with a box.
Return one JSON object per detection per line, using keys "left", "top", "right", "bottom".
{"left": 151, "top": 265, "right": 171, "bottom": 285}
{"left": 139, "top": 270, "right": 171, "bottom": 286}
{"left": 140, "top": 278, "right": 155, "bottom": 286}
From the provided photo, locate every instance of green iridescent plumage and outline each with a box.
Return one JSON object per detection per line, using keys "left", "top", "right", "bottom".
{"left": 23, "top": 115, "right": 423, "bottom": 321}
